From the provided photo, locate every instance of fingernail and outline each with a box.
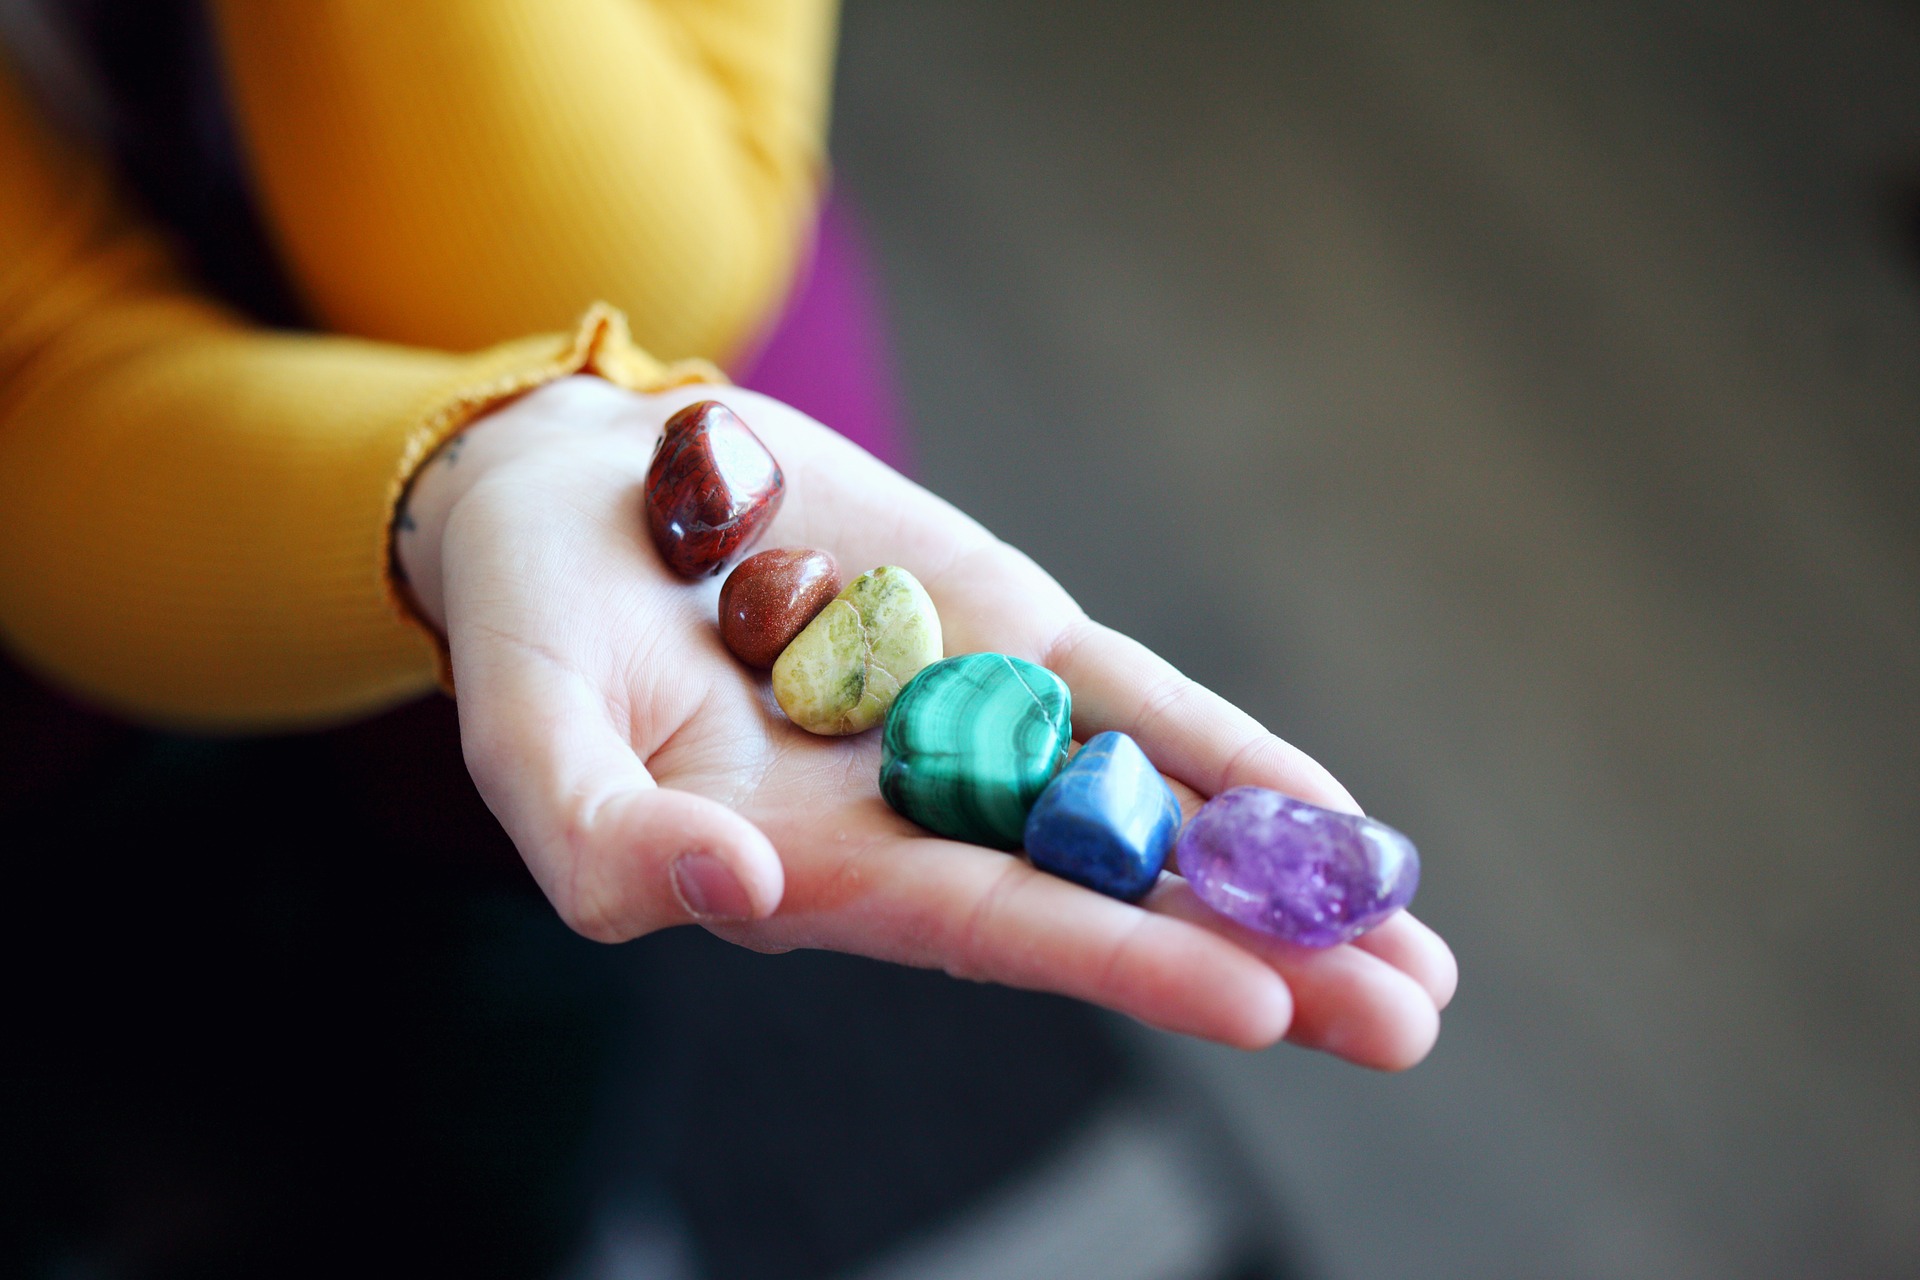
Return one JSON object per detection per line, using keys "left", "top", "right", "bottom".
{"left": 671, "top": 851, "right": 754, "bottom": 921}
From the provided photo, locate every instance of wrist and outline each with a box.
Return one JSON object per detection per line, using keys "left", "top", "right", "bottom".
{"left": 393, "top": 375, "right": 717, "bottom": 633}
{"left": 394, "top": 376, "right": 609, "bottom": 632}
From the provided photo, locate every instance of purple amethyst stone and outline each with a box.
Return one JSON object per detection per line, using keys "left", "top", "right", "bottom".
{"left": 1176, "top": 787, "right": 1419, "bottom": 947}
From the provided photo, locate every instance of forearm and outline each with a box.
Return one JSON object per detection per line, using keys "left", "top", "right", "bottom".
{"left": 212, "top": 0, "right": 838, "bottom": 362}
{"left": 0, "top": 293, "right": 470, "bottom": 726}
{"left": 1, "top": 215, "right": 708, "bottom": 727}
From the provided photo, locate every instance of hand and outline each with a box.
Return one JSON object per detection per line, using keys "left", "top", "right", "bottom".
{"left": 398, "top": 377, "right": 1457, "bottom": 1067}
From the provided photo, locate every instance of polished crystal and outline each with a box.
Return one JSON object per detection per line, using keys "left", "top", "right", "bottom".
{"left": 1176, "top": 787, "right": 1419, "bottom": 947}
{"left": 643, "top": 400, "right": 784, "bottom": 578}
{"left": 772, "top": 565, "right": 941, "bottom": 735}
{"left": 1022, "top": 731, "right": 1178, "bottom": 901}
{"left": 878, "top": 653, "right": 1071, "bottom": 849}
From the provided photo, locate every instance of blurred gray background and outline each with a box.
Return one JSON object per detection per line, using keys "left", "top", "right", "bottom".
{"left": 830, "top": 2, "right": 1920, "bottom": 1276}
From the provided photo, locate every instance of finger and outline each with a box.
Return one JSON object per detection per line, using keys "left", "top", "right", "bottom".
{"left": 1350, "top": 911, "right": 1458, "bottom": 1010}
{"left": 1146, "top": 882, "right": 1442, "bottom": 1071}
{"left": 1159, "top": 779, "right": 1453, "bottom": 1007}
{"left": 717, "top": 826, "right": 1295, "bottom": 1050}
{"left": 683, "top": 387, "right": 1000, "bottom": 577}
{"left": 1043, "top": 619, "right": 1360, "bottom": 813}
{"left": 921, "top": 540, "right": 1080, "bottom": 661}
{"left": 456, "top": 640, "right": 784, "bottom": 942}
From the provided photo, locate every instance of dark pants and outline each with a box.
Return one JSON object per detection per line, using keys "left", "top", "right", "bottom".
{"left": 2, "top": 671, "right": 1127, "bottom": 1280}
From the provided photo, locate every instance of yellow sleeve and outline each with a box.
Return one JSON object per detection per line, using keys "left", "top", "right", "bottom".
{"left": 0, "top": 63, "right": 712, "bottom": 730}
{"left": 211, "top": 0, "right": 837, "bottom": 365}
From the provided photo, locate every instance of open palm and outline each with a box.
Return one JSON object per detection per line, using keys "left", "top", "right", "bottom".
{"left": 413, "top": 378, "right": 1455, "bottom": 1068}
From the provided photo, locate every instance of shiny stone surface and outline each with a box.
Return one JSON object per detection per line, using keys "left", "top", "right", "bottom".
{"left": 1022, "top": 731, "right": 1179, "bottom": 901}
{"left": 879, "top": 653, "right": 1072, "bottom": 850}
{"left": 1176, "top": 787, "right": 1418, "bottom": 947}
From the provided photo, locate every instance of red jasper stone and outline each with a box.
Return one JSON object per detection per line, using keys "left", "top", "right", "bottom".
{"left": 718, "top": 547, "right": 843, "bottom": 668}
{"left": 644, "top": 400, "right": 785, "bottom": 578}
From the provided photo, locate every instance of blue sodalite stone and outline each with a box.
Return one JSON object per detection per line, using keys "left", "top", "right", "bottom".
{"left": 1022, "top": 731, "right": 1180, "bottom": 901}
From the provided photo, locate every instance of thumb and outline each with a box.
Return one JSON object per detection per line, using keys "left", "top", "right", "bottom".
{"left": 457, "top": 645, "right": 784, "bottom": 942}
{"left": 563, "top": 784, "right": 785, "bottom": 941}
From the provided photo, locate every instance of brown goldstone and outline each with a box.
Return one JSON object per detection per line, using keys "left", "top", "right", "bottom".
{"left": 718, "top": 548, "right": 843, "bottom": 669}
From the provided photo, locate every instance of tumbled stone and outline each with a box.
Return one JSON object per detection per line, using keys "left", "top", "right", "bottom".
{"left": 772, "top": 566, "right": 941, "bottom": 735}
{"left": 644, "top": 400, "right": 784, "bottom": 578}
{"left": 879, "top": 653, "right": 1072, "bottom": 850}
{"left": 1175, "top": 787, "right": 1419, "bottom": 947}
{"left": 719, "top": 547, "right": 842, "bottom": 669}
{"left": 1022, "top": 731, "right": 1179, "bottom": 901}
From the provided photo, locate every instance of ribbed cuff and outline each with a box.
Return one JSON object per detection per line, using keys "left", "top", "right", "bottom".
{"left": 381, "top": 302, "right": 725, "bottom": 692}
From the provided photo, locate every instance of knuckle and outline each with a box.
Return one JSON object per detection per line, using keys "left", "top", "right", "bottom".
{"left": 545, "top": 798, "right": 647, "bottom": 945}
{"left": 552, "top": 867, "right": 637, "bottom": 944}
{"left": 946, "top": 861, "right": 1025, "bottom": 983}
{"left": 555, "top": 792, "right": 600, "bottom": 864}
{"left": 1135, "top": 672, "right": 1191, "bottom": 725}
{"left": 459, "top": 729, "right": 512, "bottom": 800}
{"left": 1043, "top": 614, "right": 1101, "bottom": 672}
{"left": 1217, "top": 731, "right": 1280, "bottom": 791}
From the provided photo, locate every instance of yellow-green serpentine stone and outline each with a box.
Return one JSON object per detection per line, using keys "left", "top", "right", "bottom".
{"left": 771, "top": 565, "right": 943, "bottom": 735}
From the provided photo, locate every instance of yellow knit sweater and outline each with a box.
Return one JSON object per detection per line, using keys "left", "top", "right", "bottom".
{"left": 0, "top": 1, "right": 835, "bottom": 729}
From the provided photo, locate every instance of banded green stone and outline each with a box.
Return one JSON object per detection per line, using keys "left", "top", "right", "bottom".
{"left": 878, "top": 653, "right": 1073, "bottom": 850}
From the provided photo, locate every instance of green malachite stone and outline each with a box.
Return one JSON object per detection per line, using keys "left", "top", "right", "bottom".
{"left": 878, "top": 653, "right": 1073, "bottom": 850}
